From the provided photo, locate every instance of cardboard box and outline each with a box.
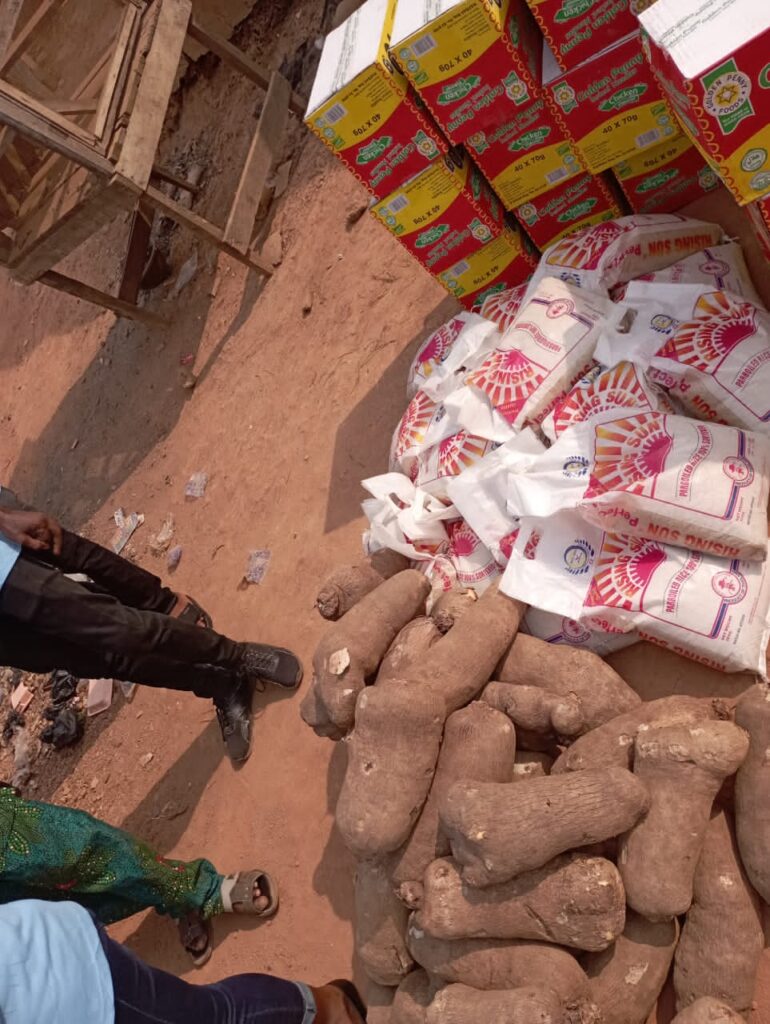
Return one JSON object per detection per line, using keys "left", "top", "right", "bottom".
{"left": 371, "top": 151, "right": 505, "bottom": 274}
{"left": 306, "top": 0, "right": 449, "bottom": 200}
{"left": 525, "top": 0, "right": 639, "bottom": 73}
{"left": 515, "top": 171, "right": 624, "bottom": 249}
{"left": 544, "top": 31, "right": 678, "bottom": 173}
{"left": 465, "top": 96, "right": 585, "bottom": 208}
{"left": 613, "top": 132, "right": 721, "bottom": 214}
{"left": 746, "top": 196, "right": 770, "bottom": 263}
{"left": 436, "top": 225, "right": 539, "bottom": 310}
{"left": 390, "top": 0, "right": 543, "bottom": 145}
{"left": 640, "top": 0, "right": 770, "bottom": 205}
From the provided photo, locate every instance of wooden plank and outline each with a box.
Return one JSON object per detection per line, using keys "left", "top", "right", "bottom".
{"left": 150, "top": 163, "right": 199, "bottom": 194}
{"left": 93, "top": 4, "right": 138, "bottom": 139}
{"left": 43, "top": 97, "right": 100, "bottom": 115}
{"left": 40, "top": 268, "right": 166, "bottom": 325}
{"left": 0, "top": 0, "right": 67, "bottom": 76}
{"left": 0, "top": 81, "right": 106, "bottom": 171}
{"left": 118, "top": 199, "right": 152, "bottom": 302}
{"left": 0, "top": 0, "right": 26, "bottom": 65}
{"left": 224, "top": 70, "right": 289, "bottom": 253}
{"left": 114, "top": 0, "right": 191, "bottom": 192}
{"left": 143, "top": 183, "right": 272, "bottom": 275}
{"left": 10, "top": 172, "right": 133, "bottom": 283}
{"left": 187, "top": 15, "right": 307, "bottom": 117}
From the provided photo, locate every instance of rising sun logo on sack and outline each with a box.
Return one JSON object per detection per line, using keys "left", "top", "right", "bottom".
{"left": 585, "top": 414, "right": 675, "bottom": 498}
{"left": 546, "top": 221, "right": 624, "bottom": 270}
{"left": 585, "top": 536, "right": 668, "bottom": 611}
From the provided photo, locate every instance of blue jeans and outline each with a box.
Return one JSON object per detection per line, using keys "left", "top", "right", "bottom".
{"left": 98, "top": 924, "right": 316, "bottom": 1024}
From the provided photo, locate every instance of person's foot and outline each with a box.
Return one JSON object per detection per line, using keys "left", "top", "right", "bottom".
{"left": 177, "top": 912, "right": 212, "bottom": 968}
{"left": 214, "top": 678, "right": 254, "bottom": 763}
{"left": 311, "top": 982, "right": 367, "bottom": 1023}
{"left": 238, "top": 643, "right": 303, "bottom": 690}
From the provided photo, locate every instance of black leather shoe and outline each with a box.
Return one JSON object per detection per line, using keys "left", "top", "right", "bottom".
{"left": 239, "top": 643, "right": 303, "bottom": 689}
{"left": 214, "top": 678, "right": 254, "bottom": 763}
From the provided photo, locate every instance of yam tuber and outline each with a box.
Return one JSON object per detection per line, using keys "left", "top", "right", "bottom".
{"left": 355, "top": 856, "right": 414, "bottom": 986}
{"left": 430, "top": 588, "right": 477, "bottom": 634}
{"left": 377, "top": 617, "right": 442, "bottom": 684}
{"left": 407, "top": 922, "right": 590, "bottom": 1003}
{"left": 671, "top": 998, "right": 746, "bottom": 1024}
{"left": 734, "top": 684, "right": 770, "bottom": 904}
{"left": 409, "top": 583, "right": 526, "bottom": 716}
{"left": 674, "top": 811, "right": 762, "bottom": 1016}
{"left": 497, "top": 634, "right": 640, "bottom": 730}
{"left": 414, "top": 855, "right": 625, "bottom": 951}
{"left": 425, "top": 984, "right": 564, "bottom": 1024}
{"left": 392, "top": 702, "right": 516, "bottom": 894}
{"left": 483, "top": 681, "right": 584, "bottom": 737}
{"left": 441, "top": 768, "right": 649, "bottom": 886}
{"left": 391, "top": 970, "right": 439, "bottom": 1024}
{"left": 552, "top": 696, "right": 726, "bottom": 774}
{"left": 315, "top": 550, "right": 409, "bottom": 620}
{"left": 583, "top": 911, "right": 678, "bottom": 1024}
{"left": 302, "top": 569, "right": 430, "bottom": 738}
{"left": 513, "top": 750, "right": 553, "bottom": 779}
{"left": 619, "top": 722, "right": 748, "bottom": 920}
{"left": 366, "top": 982, "right": 397, "bottom": 1024}
{"left": 336, "top": 679, "right": 445, "bottom": 859}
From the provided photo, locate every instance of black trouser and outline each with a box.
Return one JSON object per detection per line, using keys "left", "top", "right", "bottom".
{"left": 0, "top": 529, "right": 243, "bottom": 700}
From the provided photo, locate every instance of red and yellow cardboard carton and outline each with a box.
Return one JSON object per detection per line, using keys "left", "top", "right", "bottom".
{"left": 612, "top": 132, "right": 721, "bottom": 214}
{"left": 746, "top": 196, "right": 770, "bottom": 263}
{"left": 515, "top": 172, "right": 623, "bottom": 249}
{"left": 525, "top": 0, "right": 639, "bottom": 73}
{"left": 464, "top": 96, "right": 585, "bottom": 208}
{"left": 371, "top": 151, "right": 505, "bottom": 275}
{"left": 544, "top": 31, "right": 678, "bottom": 174}
{"left": 389, "top": 0, "right": 543, "bottom": 145}
{"left": 640, "top": 0, "right": 770, "bottom": 206}
{"left": 306, "top": 0, "right": 449, "bottom": 201}
{"left": 436, "top": 225, "right": 539, "bottom": 310}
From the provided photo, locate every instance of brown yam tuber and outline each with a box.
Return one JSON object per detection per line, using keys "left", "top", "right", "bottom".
{"left": 441, "top": 768, "right": 649, "bottom": 887}
{"left": 355, "top": 857, "right": 414, "bottom": 986}
{"left": 392, "top": 702, "right": 516, "bottom": 894}
{"left": 391, "top": 970, "right": 440, "bottom": 1024}
{"left": 619, "top": 722, "right": 749, "bottom": 920}
{"left": 409, "top": 583, "right": 526, "bottom": 716}
{"left": 302, "top": 569, "right": 430, "bottom": 738}
{"left": 583, "top": 911, "right": 679, "bottom": 1024}
{"left": 425, "top": 984, "right": 564, "bottom": 1024}
{"left": 336, "top": 679, "right": 445, "bottom": 859}
{"left": 483, "top": 681, "right": 584, "bottom": 737}
{"left": 671, "top": 998, "right": 747, "bottom": 1024}
{"left": 513, "top": 750, "right": 553, "bottom": 779}
{"left": 377, "top": 617, "right": 442, "bottom": 684}
{"left": 430, "top": 588, "right": 478, "bottom": 634}
{"left": 734, "top": 684, "right": 770, "bottom": 904}
{"left": 552, "top": 696, "right": 726, "bottom": 774}
{"left": 674, "top": 811, "right": 762, "bottom": 1016}
{"left": 497, "top": 634, "right": 640, "bottom": 731}
{"left": 407, "top": 922, "right": 590, "bottom": 1003}
{"left": 315, "top": 550, "right": 409, "bottom": 620}
{"left": 414, "top": 855, "right": 624, "bottom": 951}
{"left": 366, "top": 982, "right": 397, "bottom": 1024}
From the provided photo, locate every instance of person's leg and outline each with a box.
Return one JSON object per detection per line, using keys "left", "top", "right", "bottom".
{"left": 99, "top": 923, "right": 316, "bottom": 1024}
{"left": 0, "top": 556, "right": 243, "bottom": 691}
{"left": 0, "top": 788, "right": 224, "bottom": 925}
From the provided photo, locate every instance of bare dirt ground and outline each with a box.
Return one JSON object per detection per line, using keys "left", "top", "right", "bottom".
{"left": 3, "top": 0, "right": 770, "bottom": 1018}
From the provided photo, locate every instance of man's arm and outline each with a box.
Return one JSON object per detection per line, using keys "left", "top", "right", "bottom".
{"left": 0, "top": 508, "right": 63, "bottom": 555}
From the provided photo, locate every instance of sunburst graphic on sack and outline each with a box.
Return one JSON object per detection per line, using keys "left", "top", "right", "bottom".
{"left": 466, "top": 348, "right": 544, "bottom": 424}
{"left": 437, "top": 431, "right": 491, "bottom": 479}
{"left": 553, "top": 363, "right": 652, "bottom": 437}
{"left": 393, "top": 390, "right": 438, "bottom": 461}
{"left": 447, "top": 519, "right": 481, "bottom": 558}
{"left": 658, "top": 292, "right": 758, "bottom": 369}
{"left": 546, "top": 221, "right": 624, "bottom": 271}
{"left": 585, "top": 535, "right": 667, "bottom": 610}
{"left": 585, "top": 413, "right": 674, "bottom": 498}
{"left": 415, "top": 318, "right": 466, "bottom": 378}
{"left": 480, "top": 284, "right": 527, "bottom": 331}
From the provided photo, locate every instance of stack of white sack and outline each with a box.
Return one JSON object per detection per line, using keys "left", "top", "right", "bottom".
{"left": 361, "top": 214, "right": 770, "bottom": 672}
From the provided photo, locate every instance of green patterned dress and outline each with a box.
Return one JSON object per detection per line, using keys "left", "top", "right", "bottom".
{"left": 0, "top": 787, "right": 224, "bottom": 923}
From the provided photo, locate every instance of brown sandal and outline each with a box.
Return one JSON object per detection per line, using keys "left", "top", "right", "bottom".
{"left": 177, "top": 912, "right": 212, "bottom": 968}
{"left": 221, "top": 870, "right": 279, "bottom": 918}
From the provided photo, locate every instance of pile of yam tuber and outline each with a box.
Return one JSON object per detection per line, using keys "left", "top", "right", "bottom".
{"left": 304, "top": 559, "right": 770, "bottom": 1023}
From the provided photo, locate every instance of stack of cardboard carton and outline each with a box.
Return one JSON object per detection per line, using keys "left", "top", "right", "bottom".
{"left": 306, "top": 0, "right": 770, "bottom": 309}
